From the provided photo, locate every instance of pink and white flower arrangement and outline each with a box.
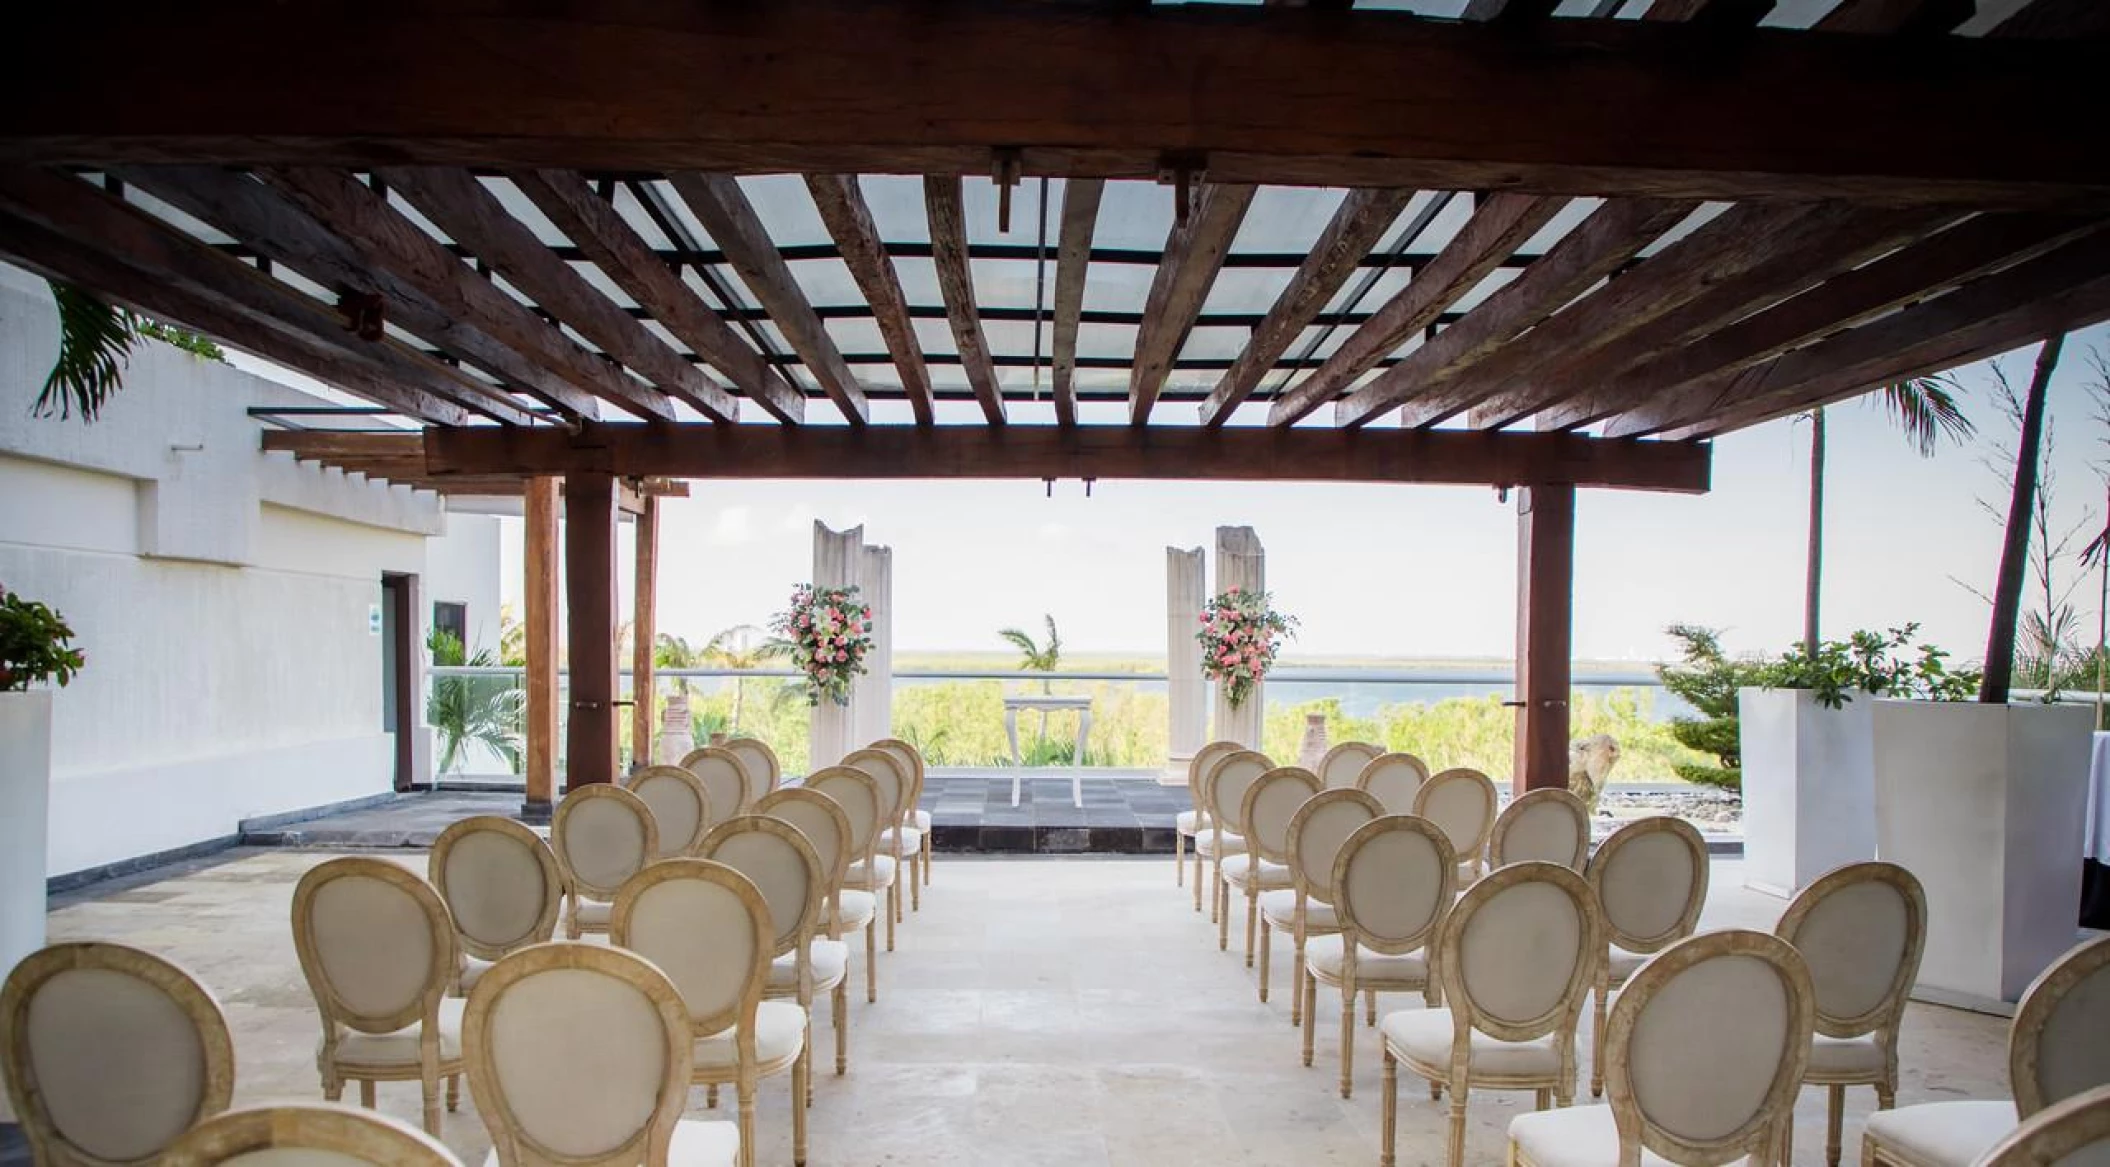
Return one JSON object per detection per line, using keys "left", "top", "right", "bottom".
{"left": 770, "top": 583, "right": 874, "bottom": 707}
{"left": 1196, "top": 587, "right": 1296, "bottom": 710}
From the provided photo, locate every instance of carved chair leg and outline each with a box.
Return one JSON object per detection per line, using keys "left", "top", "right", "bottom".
{"left": 793, "top": 1050, "right": 809, "bottom": 1167}
{"left": 1258, "top": 918, "right": 1272, "bottom": 1001}
{"left": 1826, "top": 1084, "right": 1846, "bottom": 1167}
{"left": 447, "top": 1072, "right": 460, "bottom": 1112}
{"left": 866, "top": 921, "right": 879, "bottom": 1003}
{"left": 1176, "top": 833, "right": 1186, "bottom": 887}
{"left": 1244, "top": 887, "right": 1259, "bottom": 968}
{"left": 420, "top": 1078, "right": 440, "bottom": 1136}
{"left": 1446, "top": 1085, "right": 1469, "bottom": 1167}
{"left": 359, "top": 1079, "right": 376, "bottom": 1108}
{"left": 1339, "top": 983, "right": 1356, "bottom": 1097}
{"left": 1590, "top": 982, "right": 1610, "bottom": 1099}
{"left": 1381, "top": 1049, "right": 1398, "bottom": 1167}
{"left": 834, "top": 982, "right": 849, "bottom": 1076}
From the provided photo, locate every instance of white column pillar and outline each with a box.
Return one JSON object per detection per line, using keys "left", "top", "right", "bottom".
{"left": 855, "top": 543, "right": 894, "bottom": 750}
{"left": 808, "top": 521, "right": 864, "bottom": 772}
{"left": 1165, "top": 545, "right": 1207, "bottom": 784}
{"left": 1213, "top": 526, "right": 1267, "bottom": 750}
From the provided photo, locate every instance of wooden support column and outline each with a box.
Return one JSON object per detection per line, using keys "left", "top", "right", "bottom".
{"left": 1513, "top": 485, "right": 1575, "bottom": 796}
{"left": 565, "top": 473, "right": 621, "bottom": 788}
{"left": 630, "top": 493, "right": 659, "bottom": 772}
{"left": 522, "top": 477, "right": 560, "bottom": 822}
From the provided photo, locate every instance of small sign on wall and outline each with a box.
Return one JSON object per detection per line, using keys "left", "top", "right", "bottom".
{"left": 368, "top": 603, "right": 383, "bottom": 636}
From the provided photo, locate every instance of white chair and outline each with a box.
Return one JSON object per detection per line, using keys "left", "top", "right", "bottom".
{"left": 1205, "top": 749, "right": 1274, "bottom": 950}
{"left": 1187, "top": 743, "right": 1249, "bottom": 914}
{"left": 1774, "top": 862, "right": 1928, "bottom": 1167}
{"left": 1177, "top": 740, "right": 1242, "bottom": 896}
{"left": 872, "top": 737, "right": 934, "bottom": 899}
{"left": 846, "top": 745, "right": 917, "bottom": 932}
{"left": 626, "top": 764, "right": 717, "bottom": 858}
{"left": 1413, "top": 767, "right": 1498, "bottom": 883}
{"left": 1308, "top": 814, "right": 1455, "bottom": 1098}
{"left": 1508, "top": 929, "right": 1817, "bottom": 1167}
{"left": 682, "top": 744, "right": 757, "bottom": 819}
{"left": 1490, "top": 788, "right": 1590, "bottom": 871}
{"left": 161, "top": 1103, "right": 465, "bottom": 1167}
{"left": 1, "top": 941, "right": 236, "bottom": 1165}
{"left": 1973, "top": 1082, "right": 2110, "bottom": 1167}
{"left": 1380, "top": 860, "right": 1602, "bottom": 1167}
{"left": 1864, "top": 934, "right": 2110, "bottom": 1167}
{"left": 464, "top": 942, "right": 740, "bottom": 1167}
{"left": 428, "top": 815, "right": 564, "bottom": 995}
{"left": 550, "top": 783, "right": 659, "bottom": 939}
{"left": 697, "top": 817, "right": 825, "bottom": 1165}
{"left": 290, "top": 856, "right": 463, "bottom": 1135}
{"left": 1261, "top": 787, "right": 1383, "bottom": 1028}
{"left": 725, "top": 736, "right": 784, "bottom": 799}
{"left": 757, "top": 786, "right": 857, "bottom": 1078}
{"left": 1229, "top": 765, "right": 1320, "bottom": 975}
{"left": 1587, "top": 815, "right": 1710, "bottom": 1099}
{"left": 1319, "top": 740, "right": 1385, "bottom": 790}
{"left": 804, "top": 765, "right": 887, "bottom": 1003}
{"left": 613, "top": 858, "right": 800, "bottom": 1167}
{"left": 1357, "top": 751, "right": 1431, "bottom": 815}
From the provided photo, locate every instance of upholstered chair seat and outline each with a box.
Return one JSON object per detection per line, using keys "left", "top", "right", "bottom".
{"left": 1608, "top": 945, "right": 1650, "bottom": 982}
{"left": 694, "top": 1000, "right": 809, "bottom": 1071}
{"left": 1219, "top": 854, "right": 1291, "bottom": 889}
{"left": 1303, "top": 934, "right": 1428, "bottom": 983}
{"left": 1260, "top": 889, "right": 1336, "bottom": 932}
{"left": 330, "top": 998, "right": 467, "bottom": 1068}
{"left": 459, "top": 956, "right": 495, "bottom": 993}
{"left": 1205, "top": 750, "right": 1274, "bottom": 947}
{"left": 572, "top": 900, "right": 612, "bottom": 931}
{"left": 770, "top": 940, "right": 849, "bottom": 996}
{"left": 1194, "top": 828, "right": 1244, "bottom": 856}
{"left": 1807, "top": 1033, "right": 1887, "bottom": 1077}
{"left": 846, "top": 854, "right": 898, "bottom": 889}
{"left": 1862, "top": 1102, "right": 2015, "bottom": 1166}
{"left": 1510, "top": 1105, "right": 1759, "bottom": 1167}
{"left": 1384, "top": 1009, "right": 1561, "bottom": 1078}
{"left": 835, "top": 889, "right": 878, "bottom": 930}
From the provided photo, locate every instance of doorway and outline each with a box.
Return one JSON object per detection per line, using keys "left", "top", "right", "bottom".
{"left": 380, "top": 572, "right": 418, "bottom": 792}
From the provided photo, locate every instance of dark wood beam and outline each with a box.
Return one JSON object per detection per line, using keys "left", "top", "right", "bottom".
{"left": 564, "top": 472, "right": 621, "bottom": 788}
{"left": 1675, "top": 228, "right": 2110, "bottom": 437}
{"left": 1130, "top": 184, "right": 1256, "bottom": 425}
{"left": 805, "top": 174, "right": 933, "bottom": 425}
{"left": 262, "top": 168, "right": 665, "bottom": 421}
{"left": 262, "top": 430, "right": 427, "bottom": 460}
{"left": 523, "top": 476, "right": 559, "bottom": 820}
{"left": 1269, "top": 193, "right": 1561, "bottom": 425}
{"left": 630, "top": 493, "right": 659, "bottom": 771}
{"left": 7, "top": 4, "right": 2101, "bottom": 207}
{"left": 1513, "top": 484, "right": 1575, "bottom": 795}
{"left": 1584, "top": 213, "right": 2104, "bottom": 436}
{"left": 924, "top": 177, "right": 1007, "bottom": 425}
{"left": 1201, "top": 188, "right": 1414, "bottom": 427}
{"left": 1813, "top": 0, "right": 1976, "bottom": 34}
{"left": 1462, "top": 203, "right": 1958, "bottom": 429}
{"left": 423, "top": 423, "right": 1712, "bottom": 493}
{"left": 1344, "top": 199, "right": 1696, "bottom": 428}
{"left": 1051, "top": 179, "right": 1104, "bottom": 428}
{"left": 377, "top": 168, "right": 713, "bottom": 422}
{"left": 667, "top": 173, "right": 869, "bottom": 424}
{"left": 511, "top": 169, "right": 803, "bottom": 423}
{"left": 117, "top": 165, "right": 601, "bottom": 422}
{"left": 1993, "top": 0, "right": 2110, "bottom": 38}
{"left": 1461, "top": 0, "right": 1561, "bottom": 22}
{"left": 0, "top": 169, "right": 506, "bottom": 425}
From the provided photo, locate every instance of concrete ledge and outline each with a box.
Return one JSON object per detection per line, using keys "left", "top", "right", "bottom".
{"left": 47, "top": 833, "right": 240, "bottom": 895}
{"left": 239, "top": 790, "right": 402, "bottom": 835}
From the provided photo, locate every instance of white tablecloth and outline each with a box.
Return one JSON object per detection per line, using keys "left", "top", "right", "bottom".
{"left": 2086, "top": 733, "right": 2110, "bottom": 861}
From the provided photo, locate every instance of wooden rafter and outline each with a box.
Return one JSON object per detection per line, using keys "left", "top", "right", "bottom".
{"left": 667, "top": 173, "right": 869, "bottom": 424}
{"left": 378, "top": 168, "right": 726, "bottom": 422}
{"left": 1050, "top": 178, "right": 1104, "bottom": 428}
{"left": 424, "top": 423, "right": 1712, "bottom": 493}
{"left": 10, "top": 4, "right": 2101, "bottom": 207}
{"left": 1341, "top": 199, "right": 1695, "bottom": 428}
{"left": 509, "top": 169, "right": 804, "bottom": 423}
{"left": 1201, "top": 188, "right": 1414, "bottom": 427}
{"left": 1813, "top": 0, "right": 1976, "bottom": 34}
{"left": 0, "top": 167, "right": 516, "bottom": 426}
{"left": 924, "top": 177, "right": 1007, "bottom": 425}
{"left": 805, "top": 174, "right": 933, "bottom": 425}
{"left": 1268, "top": 193, "right": 1561, "bottom": 426}
{"left": 1130, "top": 183, "right": 1256, "bottom": 424}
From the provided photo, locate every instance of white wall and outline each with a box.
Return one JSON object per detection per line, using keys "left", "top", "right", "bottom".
{"left": 0, "top": 265, "right": 450, "bottom": 877}
{"left": 426, "top": 513, "right": 503, "bottom": 658}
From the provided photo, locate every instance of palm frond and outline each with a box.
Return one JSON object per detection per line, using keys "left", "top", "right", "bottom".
{"left": 38, "top": 282, "right": 136, "bottom": 421}
{"left": 1878, "top": 375, "right": 1976, "bottom": 457}
{"left": 997, "top": 628, "right": 1039, "bottom": 659}
{"left": 1042, "top": 614, "right": 1062, "bottom": 667}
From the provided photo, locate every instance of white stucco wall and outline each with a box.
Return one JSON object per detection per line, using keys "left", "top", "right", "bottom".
{"left": 0, "top": 265, "right": 451, "bottom": 877}
{"left": 426, "top": 513, "right": 504, "bottom": 658}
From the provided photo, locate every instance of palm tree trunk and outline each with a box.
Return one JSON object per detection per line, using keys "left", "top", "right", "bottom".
{"left": 1980, "top": 334, "right": 2066, "bottom": 704}
{"left": 1804, "top": 406, "right": 1826, "bottom": 657}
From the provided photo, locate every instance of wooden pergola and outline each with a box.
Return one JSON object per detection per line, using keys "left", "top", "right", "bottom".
{"left": 6, "top": 0, "right": 2107, "bottom": 807}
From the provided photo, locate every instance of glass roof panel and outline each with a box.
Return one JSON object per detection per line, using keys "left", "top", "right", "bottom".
{"left": 1447, "top": 267, "right": 1521, "bottom": 316}
{"left": 642, "top": 180, "right": 717, "bottom": 249}
{"left": 1323, "top": 266, "right": 1415, "bottom": 315}
{"left": 482, "top": 177, "right": 571, "bottom": 247}
{"left": 785, "top": 257, "right": 866, "bottom": 308}
{"left": 611, "top": 185, "right": 674, "bottom": 251}
{"left": 822, "top": 318, "right": 887, "bottom": 356}
{"left": 125, "top": 188, "right": 235, "bottom": 245}
{"left": 386, "top": 189, "right": 452, "bottom": 245}
{"left": 1200, "top": 267, "right": 1293, "bottom": 315}
{"left": 958, "top": 175, "right": 1052, "bottom": 246}
{"left": 1177, "top": 327, "right": 1249, "bottom": 363}
{"left": 639, "top": 318, "right": 690, "bottom": 356}
{"left": 1082, "top": 262, "right": 1155, "bottom": 313}
{"left": 571, "top": 260, "right": 639, "bottom": 310}
{"left": 981, "top": 319, "right": 1044, "bottom": 360}
{"left": 734, "top": 175, "right": 829, "bottom": 248}
{"left": 1373, "top": 190, "right": 1455, "bottom": 252}
{"left": 912, "top": 317, "right": 959, "bottom": 357}
{"left": 1228, "top": 187, "right": 1346, "bottom": 254}
{"left": 1637, "top": 202, "right": 1732, "bottom": 257}
{"left": 1075, "top": 322, "right": 1139, "bottom": 362}
{"left": 1392, "top": 191, "right": 1474, "bottom": 254}
{"left": 890, "top": 256, "right": 944, "bottom": 308}
{"left": 1093, "top": 181, "right": 1176, "bottom": 250}
{"left": 1518, "top": 198, "right": 1603, "bottom": 256}
{"left": 858, "top": 175, "right": 930, "bottom": 244}
{"left": 967, "top": 258, "right": 1046, "bottom": 312}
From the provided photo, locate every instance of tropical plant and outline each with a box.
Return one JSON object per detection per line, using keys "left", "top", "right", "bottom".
{"left": 496, "top": 603, "right": 527, "bottom": 667}
{"left": 998, "top": 615, "right": 1063, "bottom": 694}
{"left": 37, "top": 282, "right": 225, "bottom": 422}
{"left": 426, "top": 628, "right": 524, "bottom": 774}
{"left": 1769, "top": 624, "right": 1980, "bottom": 708}
{"left": 1197, "top": 587, "right": 1296, "bottom": 710}
{"left": 700, "top": 623, "right": 785, "bottom": 731}
{"left": 770, "top": 583, "right": 874, "bottom": 707}
{"left": 1801, "top": 379, "right": 1974, "bottom": 655}
{"left": 1655, "top": 624, "right": 1773, "bottom": 791}
{"left": 0, "top": 585, "right": 85, "bottom": 691}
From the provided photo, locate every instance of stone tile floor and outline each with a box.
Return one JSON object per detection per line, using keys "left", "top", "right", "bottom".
{"left": 43, "top": 853, "right": 2005, "bottom": 1166}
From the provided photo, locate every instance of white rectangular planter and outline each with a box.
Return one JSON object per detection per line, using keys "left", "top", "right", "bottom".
{"left": 1739, "top": 688, "right": 1876, "bottom": 899}
{"left": 1871, "top": 699, "right": 2092, "bottom": 1013}
{"left": 0, "top": 691, "right": 52, "bottom": 981}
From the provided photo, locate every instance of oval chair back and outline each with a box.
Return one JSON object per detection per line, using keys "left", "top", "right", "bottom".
{"left": 1318, "top": 741, "right": 1384, "bottom": 790}
{"left": 1437, "top": 861, "right": 1601, "bottom": 1049}
{"left": 624, "top": 765, "right": 714, "bottom": 858}
{"left": 1356, "top": 752, "right": 1430, "bottom": 815}
{"left": 1977, "top": 1082, "right": 2110, "bottom": 1167}
{"left": 680, "top": 746, "right": 754, "bottom": 820}
{"left": 1288, "top": 789, "right": 1386, "bottom": 907}
{"left": 2013, "top": 934, "right": 2110, "bottom": 1117}
{"left": 161, "top": 1103, "right": 464, "bottom": 1167}
{"left": 871, "top": 738, "right": 926, "bottom": 818}
{"left": 699, "top": 816, "right": 823, "bottom": 969}
{"left": 1334, "top": 816, "right": 1457, "bottom": 963}
{"left": 550, "top": 785, "right": 658, "bottom": 937}
{"left": 756, "top": 787, "right": 854, "bottom": 907}
{"left": 611, "top": 860, "right": 772, "bottom": 1046}
{"left": 1, "top": 941, "right": 236, "bottom": 1167}
{"left": 724, "top": 737, "right": 782, "bottom": 798}
{"left": 1189, "top": 740, "right": 1244, "bottom": 823}
{"left": 291, "top": 857, "right": 456, "bottom": 1042}
{"left": 1414, "top": 768, "right": 1498, "bottom": 881}
{"left": 1605, "top": 930, "right": 1816, "bottom": 1166}
{"left": 1774, "top": 861, "right": 1926, "bottom": 1044}
{"left": 842, "top": 747, "right": 911, "bottom": 843}
{"left": 806, "top": 765, "right": 882, "bottom": 864}
{"left": 463, "top": 943, "right": 708, "bottom": 1167}
{"left": 428, "top": 816, "right": 563, "bottom": 968}
{"left": 1585, "top": 815, "right": 1711, "bottom": 1101}
{"left": 1208, "top": 750, "right": 1274, "bottom": 838}
{"left": 1489, "top": 789, "right": 1589, "bottom": 871}
{"left": 1243, "top": 767, "right": 1323, "bottom": 867}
